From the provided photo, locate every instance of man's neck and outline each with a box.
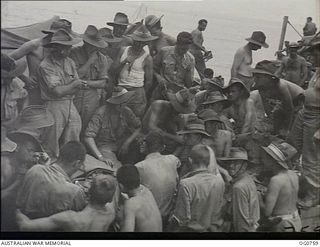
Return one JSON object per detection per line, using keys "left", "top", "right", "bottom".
{"left": 88, "top": 202, "right": 107, "bottom": 211}
{"left": 127, "top": 185, "right": 143, "bottom": 198}
{"left": 55, "top": 161, "right": 71, "bottom": 178}
{"left": 233, "top": 171, "right": 248, "bottom": 182}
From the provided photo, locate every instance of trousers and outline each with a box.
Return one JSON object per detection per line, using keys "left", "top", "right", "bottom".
{"left": 124, "top": 87, "right": 147, "bottom": 118}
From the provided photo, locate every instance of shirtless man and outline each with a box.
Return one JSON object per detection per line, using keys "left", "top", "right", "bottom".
{"left": 260, "top": 141, "right": 301, "bottom": 232}
{"left": 16, "top": 174, "right": 117, "bottom": 232}
{"left": 116, "top": 165, "right": 162, "bottom": 232}
{"left": 231, "top": 31, "right": 269, "bottom": 89}
{"left": 9, "top": 19, "right": 77, "bottom": 105}
{"left": 275, "top": 42, "right": 308, "bottom": 87}
{"left": 252, "top": 60, "right": 304, "bottom": 136}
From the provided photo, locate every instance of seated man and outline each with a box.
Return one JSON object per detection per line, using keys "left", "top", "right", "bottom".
{"left": 171, "top": 144, "right": 225, "bottom": 232}
{"left": 16, "top": 174, "right": 117, "bottom": 232}
{"left": 84, "top": 86, "right": 141, "bottom": 169}
{"left": 135, "top": 132, "right": 181, "bottom": 229}
{"left": 260, "top": 141, "right": 301, "bottom": 232}
{"left": 116, "top": 165, "right": 162, "bottom": 232}
{"left": 218, "top": 148, "right": 260, "bottom": 232}
{"left": 16, "top": 141, "right": 87, "bottom": 219}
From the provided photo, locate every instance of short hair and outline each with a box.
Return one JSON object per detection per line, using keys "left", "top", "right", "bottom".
{"left": 89, "top": 174, "right": 117, "bottom": 205}
{"left": 145, "top": 131, "right": 164, "bottom": 152}
{"left": 116, "top": 165, "right": 140, "bottom": 190}
{"left": 204, "top": 68, "right": 214, "bottom": 78}
{"left": 198, "top": 19, "right": 208, "bottom": 25}
{"left": 177, "top": 32, "right": 193, "bottom": 45}
{"left": 190, "top": 144, "right": 210, "bottom": 167}
{"left": 307, "top": 17, "right": 312, "bottom": 21}
{"left": 59, "top": 141, "right": 86, "bottom": 163}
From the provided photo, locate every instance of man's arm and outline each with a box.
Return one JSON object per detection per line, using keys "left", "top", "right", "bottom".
{"left": 275, "top": 61, "right": 285, "bottom": 78}
{"left": 120, "top": 200, "right": 136, "bottom": 232}
{"left": 264, "top": 176, "right": 281, "bottom": 217}
{"left": 185, "top": 55, "right": 195, "bottom": 88}
{"left": 279, "top": 82, "right": 294, "bottom": 133}
{"left": 144, "top": 55, "right": 154, "bottom": 94}
{"left": 241, "top": 98, "right": 256, "bottom": 134}
{"left": 191, "top": 30, "right": 207, "bottom": 52}
{"left": 171, "top": 182, "right": 191, "bottom": 228}
{"left": 9, "top": 39, "right": 40, "bottom": 60}
{"left": 231, "top": 50, "right": 244, "bottom": 78}
{"left": 300, "top": 59, "right": 308, "bottom": 85}
{"left": 109, "top": 47, "right": 126, "bottom": 80}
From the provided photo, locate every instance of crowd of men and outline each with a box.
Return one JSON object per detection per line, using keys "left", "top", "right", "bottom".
{"left": 1, "top": 12, "right": 319, "bottom": 233}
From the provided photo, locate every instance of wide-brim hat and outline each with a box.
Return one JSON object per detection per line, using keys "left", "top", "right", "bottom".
{"left": 107, "top": 12, "right": 130, "bottom": 26}
{"left": 128, "top": 24, "right": 158, "bottom": 42}
{"left": 207, "top": 78, "right": 224, "bottom": 89}
{"left": 177, "top": 117, "right": 210, "bottom": 137}
{"left": 81, "top": 25, "right": 108, "bottom": 49}
{"left": 1, "top": 126, "right": 17, "bottom": 152}
{"left": 251, "top": 60, "right": 279, "bottom": 78}
{"left": 42, "top": 19, "right": 80, "bottom": 38}
{"left": 145, "top": 15, "right": 164, "bottom": 28}
{"left": 13, "top": 105, "right": 55, "bottom": 130}
{"left": 261, "top": 142, "right": 297, "bottom": 170}
{"left": 168, "top": 89, "right": 197, "bottom": 114}
{"left": 107, "top": 87, "right": 136, "bottom": 104}
{"left": 1, "top": 58, "right": 27, "bottom": 78}
{"left": 43, "top": 29, "right": 82, "bottom": 48}
{"left": 288, "top": 42, "right": 300, "bottom": 49}
{"left": 304, "top": 32, "right": 320, "bottom": 52}
{"left": 99, "top": 27, "right": 122, "bottom": 43}
{"left": 201, "top": 91, "right": 230, "bottom": 108}
{"left": 217, "top": 147, "right": 248, "bottom": 161}
{"left": 245, "top": 31, "right": 269, "bottom": 48}
{"left": 223, "top": 78, "right": 250, "bottom": 98}
{"left": 8, "top": 131, "right": 43, "bottom": 152}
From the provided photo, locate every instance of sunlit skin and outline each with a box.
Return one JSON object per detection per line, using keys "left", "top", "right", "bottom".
{"left": 227, "top": 84, "right": 243, "bottom": 102}
{"left": 175, "top": 43, "right": 191, "bottom": 56}
{"left": 198, "top": 22, "right": 207, "bottom": 32}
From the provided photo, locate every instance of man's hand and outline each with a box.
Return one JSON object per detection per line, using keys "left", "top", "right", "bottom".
{"left": 98, "top": 155, "right": 114, "bottom": 168}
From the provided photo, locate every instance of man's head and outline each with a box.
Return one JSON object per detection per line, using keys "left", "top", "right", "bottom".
{"left": 288, "top": 42, "right": 299, "bottom": 58}
{"left": 218, "top": 147, "right": 248, "bottom": 178}
{"left": 176, "top": 32, "right": 193, "bottom": 56}
{"left": 178, "top": 116, "right": 210, "bottom": 145}
{"left": 128, "top": 25, "right": 158, "bottom": 52}
{"left": 58, "top": 141, "right": 86, "bottom": 176}
{"left": 224, "top": 78, "right": 250, "bottom": 102}
{"left": 246, "top": 31, "right": 269, "bottom": 51}
{"left": 116, "top": 165, "right": 140, "bottom": 193}
{"left": 89, "top": 174, "right": 117, "bottom": 206}
{"left": 145, "top": 15, "right": 163, "bottom": 36}
{"left": 144, "top": 131, "right": 165, "bottom": 154}
{"left": 107, "top": 12, "right": 129, "bottom": 38}
{"left": 189, "top": 144, "right": 210, "bottom": 170}
{"left": 307, "top": 17, "right": 312, "bottom": 22}
{"left": 204, "top": 68, "right": 214, "bottom": 79}
{"left": 252, "top": 60, "right": 279, "bottom": 90}
{"left": 198, "top": 19, "right": 208, "bottom": 31}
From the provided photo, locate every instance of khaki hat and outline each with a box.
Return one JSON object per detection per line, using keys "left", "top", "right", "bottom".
{"left": 43, "top": 29, "right": 82, "bottom": 48}
{"left": 107, "top": 12, "right": 130, "bottom": 27}
{"left": 1, "top": 126, "right": 17, "bottom": 153}
{"left": 261, "top": 141, "right": 297, "bottom": 170}
{"left": 168, "top": 88, "right": 197, "bottom": 114}
{"left": 82, "top": 25, "right": 108, "bottom": 49}
{"left": 99, "top": 27, "right": 122, "bottom": 43}
{"left": 223, "top": 78, "right": 250, "bottom": 98}
{"left": 42, "top": 19, "right": 79, "bottom": 38}
{"left": 251, "top": 60, "right": 278, "bottom": 78}
{"left": 201, "top": 91, "right": 230, "bottom": 108}
{"left": 107, "top": 86, "right": 135, "bottom": 105}
{"left": 145, "top": 15, "right": 164, "bottom": 28}
{"left": 14, "top": 105, "right": 54, "bottom": 130}
{"left": 245, "top": 31, "right": 269, "bottom": 48}
{"left": 8, "top": 131, "right": 43, "bottom": 153}
{"left": 198, "top": 109, "right": 223, "bottom": 123}
{"left": 217, "top": 147, "right": 248, "bottom": 161}
{"left": 177, "top": 117, "right": 210, "bottom": 137}
{"left": 128, "top": 25, "right": 158, "bottom": 42}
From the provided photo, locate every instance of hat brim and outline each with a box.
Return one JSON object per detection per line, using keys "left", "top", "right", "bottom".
{"left": 207, "top": 80, "right": 223, "bottom": 89}
{"left": 82, "top": 35, "right": 108, "bottom": 49}
{"left": 203, "top": 117, "right": 223, "bottom": 123}
{"left": 43, "top": 37, "right": 82, "bottom": 47}
{"left": 128, "top": 34, "right": 158, "bottom": 42}
{"left": 177, "top": 129, "right": 210, "bottom": 137}
{"left": 1, "top": 137, "right": 17, "bottom": 152}
{"left": 201, "top": 99, "right": 230, "bottom": 108}
{"left": 261, "top": 146, "right": 289, "bottom": 169}
{"left": 167, "top": 93, "right": 196, "bottom": 114}
{"left": 107, "top": 22, "right": 129, "bottom": 27}
{"left": 146, "top": 15, "right": 164, "bottom": 28}
{"left": 245, "top": 38, "right": 269, "bottom": 48}
{"left": 217, "top": 156, "right": 248, "bottom": 161}
{"left": 102, "top": 37, "right": 123, "bottom": 43}
{"left": 251, "top": 68, "right": 276, "bottom": 77}
{"left": 223, "top": 80, "right": 250, "bottom": 98}
{"left": 1, "top": 59, "right": 27, "bottom": 78}
{"left": 8, "top": 131, "right": 43, "bottom": 152}
{"left": 42, "top": 29, "right": 80, "bottom": 38}
{"left": 107, "top": 91, "right": 136, "bottom": 104}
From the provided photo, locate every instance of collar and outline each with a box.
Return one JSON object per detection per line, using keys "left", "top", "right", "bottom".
{"left": 145, "top": 152, "right": 162, "bottom": 159}
{"left": 182, "top": 168, "right": 209, "bottom": 179}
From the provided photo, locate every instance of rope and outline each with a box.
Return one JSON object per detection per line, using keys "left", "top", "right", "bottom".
{"left": 287, "top": 20, "right": 303, "bottom": 38}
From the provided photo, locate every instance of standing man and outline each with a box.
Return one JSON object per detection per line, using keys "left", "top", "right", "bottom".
{"left": 303, "top": 17, "right": 317, "bottom": 36}
{"left": 275, "top": 42, "right": 308, "bottom": 87}
{"left": 16, "top": 141, "right": 87, "bottom": 219}
{"left": 111, "top": 25, "right": 156, "bottom": 118}
{"left": 171, "top": 144, "right": 225, "bottom": 232}
{"left": 70, "top": 25, "right": 111, "bottom": 134}
{"left": 38, "top": 30, "right": 84, "bottom": 157}
{"left": 145, "top": 15, "right": 176, "bottom": 57}
{"left": 231, "top": 31, "right": 269, "bottom": 89}
{"left": 260, "top": 141, "right": 301, "bottom": 232}
{"left": 218, "top": 148, "right": 260, "bottom": 232}
{"left": 152, "top": 32, "right": 195, "bottom": 100}
{"left": 190, "top": 19, "right": 211, "bottom": 79}
{"left": 135, "top": 132, "right": 181, "bottom": 229}
{"left": 116, "top": 165, "right": 162, "bottom": 232}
